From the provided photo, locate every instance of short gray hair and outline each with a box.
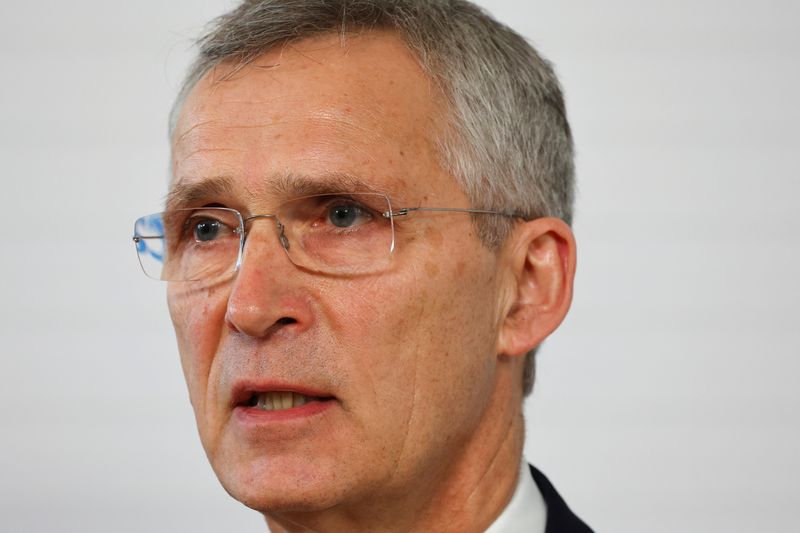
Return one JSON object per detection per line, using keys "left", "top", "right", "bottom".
{"left": 171, "top": 0, "right": 575, "bottom": 396}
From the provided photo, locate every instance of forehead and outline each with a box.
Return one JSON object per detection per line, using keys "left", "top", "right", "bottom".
{"left": 170, "top": 31, "right": 461, "bottom": 207}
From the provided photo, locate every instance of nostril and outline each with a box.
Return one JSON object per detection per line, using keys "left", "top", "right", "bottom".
{"left": 276, "top": 317, "right": 296, "bottom": 326}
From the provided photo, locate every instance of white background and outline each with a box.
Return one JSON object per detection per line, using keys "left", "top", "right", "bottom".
{"left": 1, "top": 1, "right": 798, "bottom": 531}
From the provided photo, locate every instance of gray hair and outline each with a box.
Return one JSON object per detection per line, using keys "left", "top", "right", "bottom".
{"left": 170, "top": 0, "right": 575, "bottom": 396}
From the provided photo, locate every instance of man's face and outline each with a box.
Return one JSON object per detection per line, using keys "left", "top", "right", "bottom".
{"left": 168, "top": 32, "right": 509, "bottom": 513}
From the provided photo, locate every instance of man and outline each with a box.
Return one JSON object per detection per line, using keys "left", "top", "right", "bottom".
{"left": 133, "top": 1, "right": 591, "bottom": 531}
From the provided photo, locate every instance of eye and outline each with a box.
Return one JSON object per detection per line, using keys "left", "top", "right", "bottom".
{"left": 193, "top": 219, "right": 222, "bottom": 241}
{"left": 327, "top": 203, "right": 372, "bottom": 228}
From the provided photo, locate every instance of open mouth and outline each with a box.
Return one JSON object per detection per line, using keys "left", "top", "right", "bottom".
{"left": 244, "top": 391, "right": 334, "bottom": 411}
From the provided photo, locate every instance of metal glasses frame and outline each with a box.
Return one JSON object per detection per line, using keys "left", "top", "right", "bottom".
{"left": 132, "top": 194, "right": 526, "bottom": 280}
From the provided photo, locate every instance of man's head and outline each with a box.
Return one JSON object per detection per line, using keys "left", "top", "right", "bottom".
{"left": 164, "top": 0, "right": 575, "bottom": 529}
{"left": 172, "top": 0, "right": 574, "bottom": 396}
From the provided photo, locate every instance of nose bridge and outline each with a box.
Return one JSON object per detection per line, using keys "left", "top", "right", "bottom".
{"left": 225, "top": 212, "right": 299, "bottom": 338}
{"left": 239, "top": 213, "right": 286, "bottom": 268}
{"left": 244, "top": 213, "right": 278, "bottom": 224}
{"left": 243, "top": 213, "right": 280, "bottom": 242}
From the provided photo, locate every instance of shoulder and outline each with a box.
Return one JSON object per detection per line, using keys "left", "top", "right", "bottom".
{"left": 529, "top": 465, "right": 595, "bottom": 533}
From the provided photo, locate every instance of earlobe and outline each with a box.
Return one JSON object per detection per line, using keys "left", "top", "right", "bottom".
{"left": 496, "top": 217, "right": 576, "bottom": 357}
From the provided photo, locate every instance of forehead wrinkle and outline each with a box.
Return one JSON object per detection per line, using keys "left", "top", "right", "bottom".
{"left": 175, "top": 147, "right": 245, "bottom": 169}
{"left": 176, "top": 115, "right": 277, "bottom": 143}
{"left": 307, "top": 108, "right": 383, "bottom": 146}
{"left": 173, "top": 119, "right": 219, "bottom": 146}
{"left": 172, "top": 118, "right": 247, "bottom": 170}
{"left": 179, "top": 106, "right": 380, "bottom": 139}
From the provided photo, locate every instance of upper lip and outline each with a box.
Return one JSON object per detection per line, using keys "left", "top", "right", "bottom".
{"left": 230, "top": 380, "right": 335, "bottom": 408}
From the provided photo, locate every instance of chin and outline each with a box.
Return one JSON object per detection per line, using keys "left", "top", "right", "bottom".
{"left": 214, "top": 455, "right": 345, "bottom": 514}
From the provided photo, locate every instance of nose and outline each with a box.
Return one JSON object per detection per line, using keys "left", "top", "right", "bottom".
{"left": 224, "top": 220, "right": 314, "bottom": 338}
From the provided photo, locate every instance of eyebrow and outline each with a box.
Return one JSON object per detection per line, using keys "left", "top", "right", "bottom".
{"left": 165, "top": 172, "right": 389, "bottom": 211}
{"left": 266, "top": 172, "right": 386, "bottom": 198}
{"left": 165, "top": 176, "right": 236, "bottom": 212}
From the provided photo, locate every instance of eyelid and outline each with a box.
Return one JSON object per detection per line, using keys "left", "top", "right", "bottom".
{"left": 180, "top": 209, "right": 240, "bottom": 234}
{"left": 189, "top": 206, "right": 235, "bottom": 215}
{"left": 320, "top": 193, "right": 385, "bottom": 212}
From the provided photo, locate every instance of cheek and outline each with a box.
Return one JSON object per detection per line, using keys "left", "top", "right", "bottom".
{"left": 345, "top": 254, "right": 501, "bottom": 475}
{"left": 168, "top": 285, "right": 230, "bottom": 403}
{"left": 411, "top": 259, "right": 499, "bottom": 381}
{"left": 368, "top": 255, "right": 499, "bottom": 398}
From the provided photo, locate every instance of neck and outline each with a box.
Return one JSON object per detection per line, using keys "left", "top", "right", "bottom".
{"left": 266, "top": 366, "right": 526, "bottom": 532}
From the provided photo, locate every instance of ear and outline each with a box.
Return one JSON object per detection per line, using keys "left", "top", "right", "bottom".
{"left": 496, "top": 217, "right": 577, "bottom": 357}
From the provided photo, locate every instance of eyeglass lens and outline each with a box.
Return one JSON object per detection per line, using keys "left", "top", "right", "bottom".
{"left": 133, "top": 193, "right": 395, "bottom": 281}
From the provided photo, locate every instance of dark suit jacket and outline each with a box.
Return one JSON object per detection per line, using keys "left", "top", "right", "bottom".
{"left": 530, "top": 465, "right": 594, "bottom": 533}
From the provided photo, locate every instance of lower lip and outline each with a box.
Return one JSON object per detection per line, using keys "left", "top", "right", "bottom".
{"left": 233, "top": 399, "right": 334, "bottom": 425}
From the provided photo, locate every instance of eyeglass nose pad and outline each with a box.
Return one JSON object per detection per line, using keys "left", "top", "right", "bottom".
{"left": 277, "top": 221, "right": 290, "bottom": 251}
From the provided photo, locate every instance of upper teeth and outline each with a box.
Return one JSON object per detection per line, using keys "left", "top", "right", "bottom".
{"left": 255, "top": 392, "right": 310, "bottom": 410}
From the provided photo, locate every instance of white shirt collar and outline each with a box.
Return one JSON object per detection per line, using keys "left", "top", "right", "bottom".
{"left": 484, "top": 458, "right": 547, "bottom": 533}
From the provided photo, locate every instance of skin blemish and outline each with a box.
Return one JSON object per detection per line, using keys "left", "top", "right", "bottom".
{"left": 423, "top": 225, "right": 444, "bottom": 247}
{"left": 424, "top": 261, "right": 440, "bottom": 278}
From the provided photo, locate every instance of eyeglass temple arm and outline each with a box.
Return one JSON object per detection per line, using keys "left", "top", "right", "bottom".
{"left": 383, "top": 207, "right": 524, "bottom": 219}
